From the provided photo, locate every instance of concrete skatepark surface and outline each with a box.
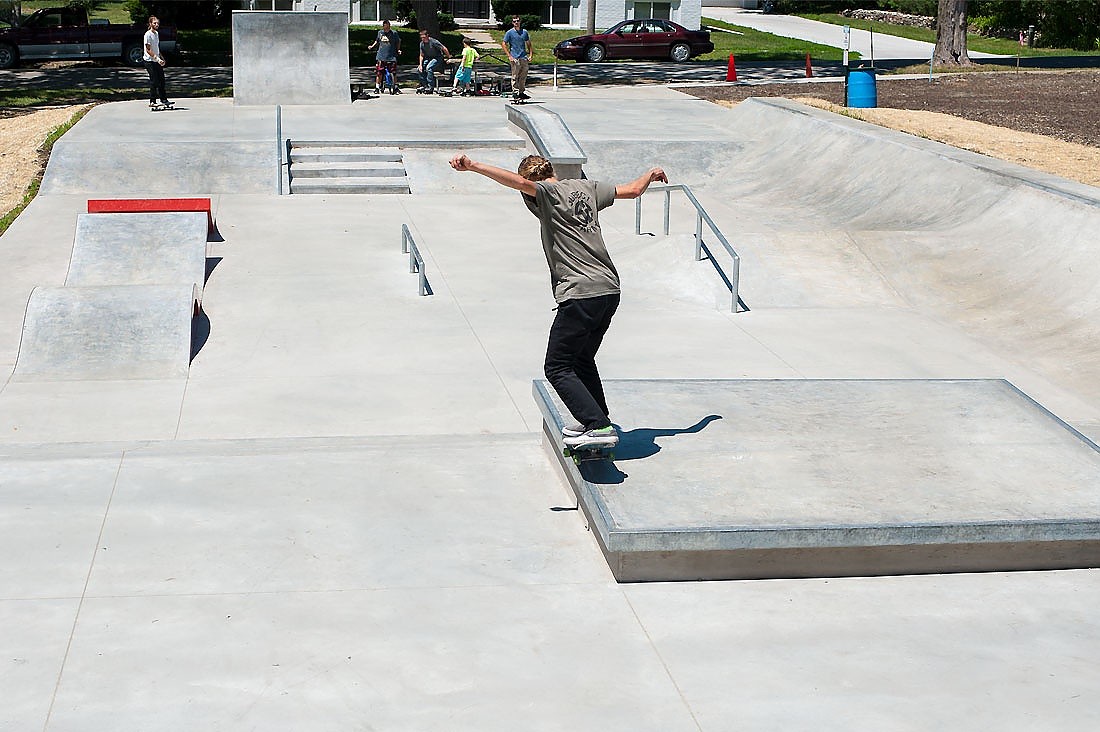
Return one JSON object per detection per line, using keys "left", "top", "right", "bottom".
{"left": 2, "top": 80, "right": 1100, "bottom": 729}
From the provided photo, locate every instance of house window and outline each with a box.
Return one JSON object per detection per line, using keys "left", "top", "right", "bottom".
{"left": 360, "top": 1, "right": 396, "bottom": 21}
{"left": 539, "top": 0, "right": 572, "bottom": 25}
{"left": 632, "top": 2, "right": 671, "bottom": 20}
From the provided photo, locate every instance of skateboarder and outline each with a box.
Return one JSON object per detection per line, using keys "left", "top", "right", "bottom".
{"left": 448, "top": 153, "right": 668, "bottom": 448}
{"left": 417, "top": 29, "right": 451, "bottom": 93}
{"left": 142, "top": 16, "right": 171, "bottom": 109}
{"left": 502, "top": 16, "right": 532, "bottom": 101}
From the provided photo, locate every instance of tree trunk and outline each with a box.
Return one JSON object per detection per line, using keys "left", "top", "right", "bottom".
{"left": 587, "top": 0, "right": 596, "bottom": 35}
{"left": 412, "top": 0, "right": 439, "bottom": 37}
{"left": 932, "top": 0, "right": 972, "bottom": 66}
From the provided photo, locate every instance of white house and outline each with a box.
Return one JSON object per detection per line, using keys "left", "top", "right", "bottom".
{"left": 267, "top": 0, "right": 706, "bottom": 30}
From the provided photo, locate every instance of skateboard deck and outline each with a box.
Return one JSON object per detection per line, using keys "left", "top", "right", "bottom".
{"left": 150, "top": 102, "right": 176, "bottom": 111}
{"left": 563, "top": 442, "right": 616, "bottom": 464}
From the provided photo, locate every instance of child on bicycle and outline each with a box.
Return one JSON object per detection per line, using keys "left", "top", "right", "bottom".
{"left": 368, "top": 20, "right": 401, "bottom": 94}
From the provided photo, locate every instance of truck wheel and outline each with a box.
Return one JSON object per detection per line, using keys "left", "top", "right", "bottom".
{"left": 0, "top": 43, "right": 17, "bottom": 70}
{"left": 123, "top": 42, "right": 144, "bottom": 67}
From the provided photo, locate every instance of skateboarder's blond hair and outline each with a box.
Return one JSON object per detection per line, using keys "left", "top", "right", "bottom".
{"left": 518, "top": 155, "right": 554, "bottom": 182}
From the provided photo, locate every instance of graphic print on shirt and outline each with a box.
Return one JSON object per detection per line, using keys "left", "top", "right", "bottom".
{"left": 568, "top": 190, "right": 597, "bottom": 232}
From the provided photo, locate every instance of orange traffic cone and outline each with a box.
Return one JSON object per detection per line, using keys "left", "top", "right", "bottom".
{"left": 726, "top": 54, "right": 737, "bottom": 82}
{"left": 805, "top": 52, "right": 813, "bottom": 78}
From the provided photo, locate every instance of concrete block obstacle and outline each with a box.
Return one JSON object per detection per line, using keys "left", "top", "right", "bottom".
{"left": 232, "top": 11, "right": 352, "bottom": 106}
{"left": 535, "top": 378, "right": 1100, "bottom": 582}
{"left": 67, "top": 213, "right": 209, "bottom": 307}
{"left": 88, "top": 198, "right": 215, "bottom": 236}
{"left": 13, "top": 284, "right": 199, "bottom": 381}
{"left": 506, "top": 104, "right": 587, "bottom": 180}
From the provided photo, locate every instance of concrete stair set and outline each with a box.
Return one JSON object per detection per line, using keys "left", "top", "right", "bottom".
{"left": 287, "top": 142, "right": 410, "bottom": 194}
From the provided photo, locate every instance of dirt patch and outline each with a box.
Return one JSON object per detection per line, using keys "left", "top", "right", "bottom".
{"left": 0, "top": 105, "right": 91, "bottom": 218}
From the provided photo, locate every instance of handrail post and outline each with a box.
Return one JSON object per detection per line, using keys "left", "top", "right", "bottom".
{"left": 663, "top": 189, "right": 670, "bottom": 236}
{"left": 731, "top": 255, "right": 741, "bottom": 313}
{"left": 695, "top": 213, "right": 703, "bottom": 261}
{"left": 275, "top": 104, "right": 283, "bottom": 195}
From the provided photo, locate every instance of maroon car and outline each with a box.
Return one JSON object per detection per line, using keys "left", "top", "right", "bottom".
{"left": 553, "top": 19, "right": 713, "bottom": 63}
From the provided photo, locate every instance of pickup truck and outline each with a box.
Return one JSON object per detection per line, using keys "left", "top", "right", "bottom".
{"left": 0, "top": 6, "right": 176, "bottom": 69}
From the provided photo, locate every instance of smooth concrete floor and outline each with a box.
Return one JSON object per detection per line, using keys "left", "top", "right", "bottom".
{"left": 2, "top": 88, "right": 1100, "bottom": 729}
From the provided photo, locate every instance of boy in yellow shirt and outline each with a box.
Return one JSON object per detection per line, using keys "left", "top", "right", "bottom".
{"left": 453, "top": 37, "right": 480, "bottom": 96}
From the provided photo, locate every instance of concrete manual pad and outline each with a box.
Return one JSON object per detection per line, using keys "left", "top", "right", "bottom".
{"left": 66, "top": 212, "right": 208, "bottom": 295}
{"left": 535, "top": 379, "right": 1100, "bottom": 581}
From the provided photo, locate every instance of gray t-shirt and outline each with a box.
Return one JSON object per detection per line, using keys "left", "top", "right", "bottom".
{"left": 528, "top": 179, "right": 619, "bottom": 303}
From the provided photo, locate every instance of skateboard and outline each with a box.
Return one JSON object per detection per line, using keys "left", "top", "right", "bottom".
{"left": 510, "top": 94, "right": 536, "bottom": 105}
{"left": 563, "top": 442, "right": 615, "bottom": 464}
{"left": 150, "top": 102, "right": 175, "bottom": 111}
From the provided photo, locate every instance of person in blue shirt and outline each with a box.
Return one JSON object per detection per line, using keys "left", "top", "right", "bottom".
{"left": 501, "top": 16, "right": 532, "bottom": 100}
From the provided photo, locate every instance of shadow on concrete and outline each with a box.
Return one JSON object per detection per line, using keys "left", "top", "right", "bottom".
{"left": 191, "top": 306, "right": 210, "bottom": 361}
{"left": 204, "top": 256, "right": 222, "bottom": 284}
{"left": 578, "top": 414, "right": 724, "bottom": 485}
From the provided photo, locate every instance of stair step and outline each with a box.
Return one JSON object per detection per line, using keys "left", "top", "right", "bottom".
{"left": 289, "top": 178, "right": 412, "bottom": 195}
{"left": 289, "top": 151, "right": 404, "bottom": 164}
{"left": 290, "top": 163, "right": 407, "bottom": 179}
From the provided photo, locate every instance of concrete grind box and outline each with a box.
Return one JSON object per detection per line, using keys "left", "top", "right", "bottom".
{"left": 232, "top": 11, "right": 351, "bottom": 106}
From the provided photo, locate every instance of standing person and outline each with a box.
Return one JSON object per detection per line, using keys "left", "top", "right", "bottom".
{"left": 502, "top": 16, "right": 532, "bottom": 101}
{"left": 453, "top": 37, "right": 479, "bottom": 95}
{"left": 142, "top": 16, "right": 170, "bottom": 108}
{"left": 417, "top": 29, "right": 450, "bottom": 93}
{"left": 448, "top": 153, "right": 668, "bottom": 447}
{"left": 368, "top": 20, "right": 402, "bottom": 94}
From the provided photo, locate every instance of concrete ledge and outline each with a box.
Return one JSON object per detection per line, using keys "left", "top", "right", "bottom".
{"left": 14, "top": 285, "right": 197, "bottom": 381}
{"left": 87, "top": 198, "right": 214, "bottom": 235}
{"left": 506, "top": 104, "right": 586, "bottom": 179}
{"left": 535, "top": 378, "right": 1100, "bottom": 581}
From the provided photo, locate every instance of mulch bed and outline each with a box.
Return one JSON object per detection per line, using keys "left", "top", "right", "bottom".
{"left": 679, "top": 69, "right": 1100, "bottom": 148}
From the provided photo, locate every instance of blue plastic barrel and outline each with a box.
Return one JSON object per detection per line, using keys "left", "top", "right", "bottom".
{"left": 847, "top": 68, "right": 877, "bottom": 108}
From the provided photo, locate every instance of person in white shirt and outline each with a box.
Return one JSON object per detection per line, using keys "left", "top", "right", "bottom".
{"left": 143, "top": 16, "right": 170, "bottom": 107}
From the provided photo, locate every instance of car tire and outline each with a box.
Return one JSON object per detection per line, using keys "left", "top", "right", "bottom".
{"left": 670, "top": 43, "right": 691, "bottom": 63}
{"left": 123, "top": 41, "right": 144, "bottom": 67}
{"left": 584, "top": 44, "right": 606, "bottom": 63}
{"left": 0, "top": 43, "right": 17, "bottom": 70}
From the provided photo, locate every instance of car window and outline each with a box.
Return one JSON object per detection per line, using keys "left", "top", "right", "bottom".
{"left": 619, "top": 22, "right": 638, "bottom": 33}
{"left": 653, "top": 20, "right": 672, "bottom": 32}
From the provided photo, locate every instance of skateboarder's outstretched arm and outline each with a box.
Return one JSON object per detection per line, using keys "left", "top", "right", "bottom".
{"left": 614, "top": 167, "right": 668, "bottom": 199}
{"left": 450, "top": 155, "right": 538, "bottom": 196}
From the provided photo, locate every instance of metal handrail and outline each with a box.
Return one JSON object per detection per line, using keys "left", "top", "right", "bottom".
{"left": 635, "top": 184, "right": 744, "bottom": 313}
{"left": 401, "top": 224, "right": 433, "bottom": 296}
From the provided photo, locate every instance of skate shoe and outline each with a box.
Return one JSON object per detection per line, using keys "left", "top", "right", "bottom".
{"left": 563, "top": 425, "right": 618, "bottom": 448}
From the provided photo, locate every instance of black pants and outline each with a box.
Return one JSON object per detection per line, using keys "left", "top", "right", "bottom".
{"left": 543, "top": 293, "right": 620, "bottom": 430}
{"left": 144, "top": 61, "right": 168, "bottom": 103}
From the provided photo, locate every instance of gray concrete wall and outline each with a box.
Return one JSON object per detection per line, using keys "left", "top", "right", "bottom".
{"left": 232, "top": 11, "right": 351, "bottom": 106}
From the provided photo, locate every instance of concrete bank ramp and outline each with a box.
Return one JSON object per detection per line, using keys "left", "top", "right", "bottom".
{"left": 14, "top": 285, "right": 197, "bottom": 381}
{"left": 67, "top": 213, "right": 208, "bottom": 300}
{"left": 674, "top": 98, "right": 1100, "bottom": 407}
